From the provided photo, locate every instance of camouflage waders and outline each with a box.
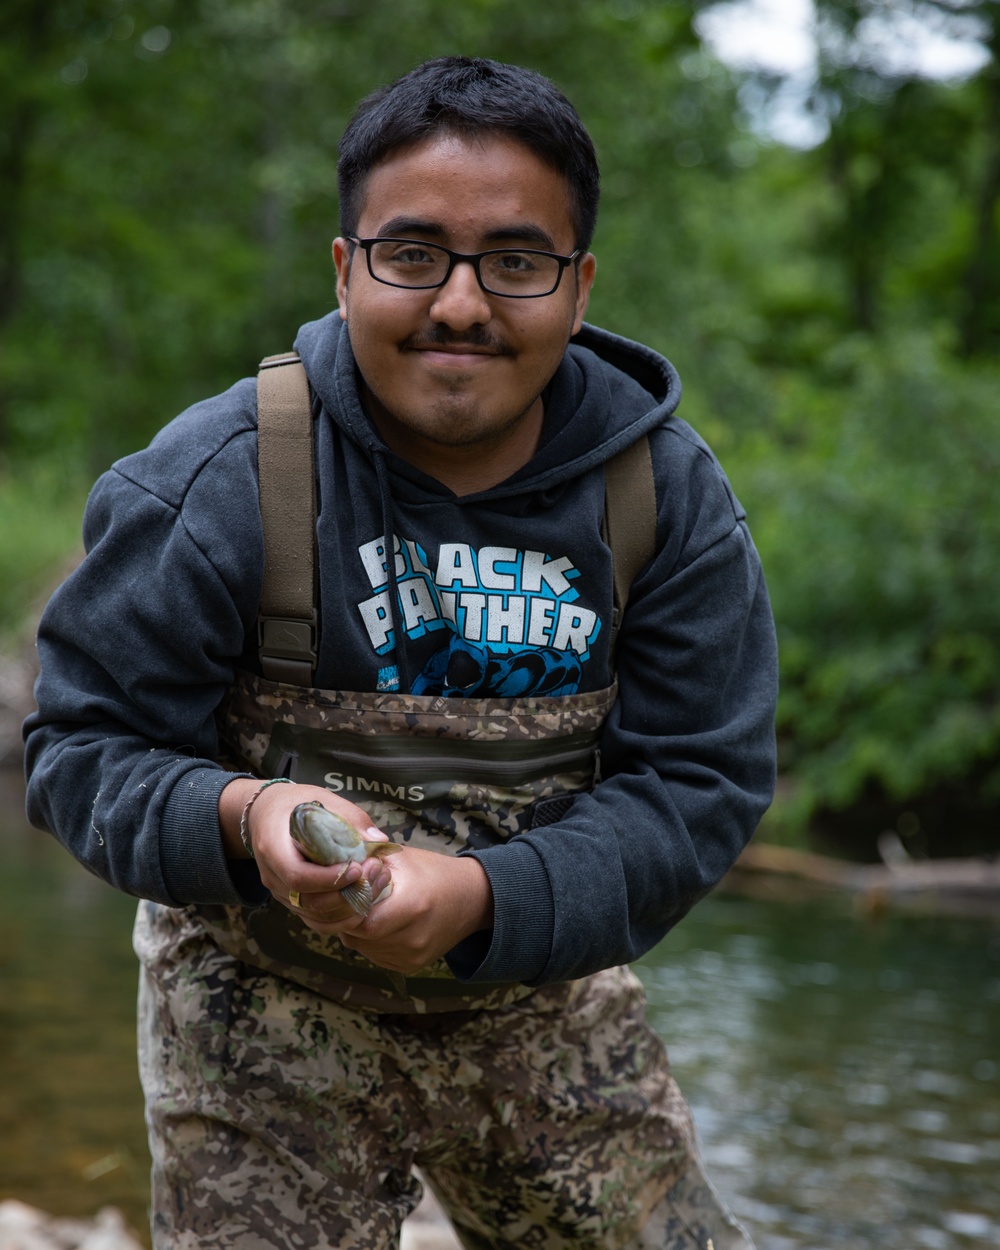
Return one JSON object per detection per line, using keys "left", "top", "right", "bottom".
{"left": 137, "top": 672, "right": 755, "bottom": 1248}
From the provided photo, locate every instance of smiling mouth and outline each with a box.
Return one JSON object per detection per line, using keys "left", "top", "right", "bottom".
{"left": 403, "top": 329, "right": 514, "bottom": 360}
{"left": 419, "top": 343, "right": 493, "bottom": 354}
{"left": 415, "top": 346, "right": 502, "bottom": 367}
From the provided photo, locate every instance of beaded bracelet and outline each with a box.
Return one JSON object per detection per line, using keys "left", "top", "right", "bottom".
{"left": 239, "top": 777, "right": 294, "bottom": 859}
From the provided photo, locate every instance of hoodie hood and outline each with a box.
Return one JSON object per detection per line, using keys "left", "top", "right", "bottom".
{"left": 286, "top": 310, "right": 688, "bottom": 695}
{"left": 293, "top": 313, "right": 681, "bottom": 499}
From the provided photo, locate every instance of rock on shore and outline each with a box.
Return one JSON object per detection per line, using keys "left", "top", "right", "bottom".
{"left": 0, "top": 1202, "right": 145, "bottom": 1250}
{"left": 0, "top": 1190, "right": 462, "bottom": 1250}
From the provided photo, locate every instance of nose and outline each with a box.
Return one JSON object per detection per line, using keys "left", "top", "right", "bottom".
{"left": 428, "top": 259, "right": 492, "bottom": 330}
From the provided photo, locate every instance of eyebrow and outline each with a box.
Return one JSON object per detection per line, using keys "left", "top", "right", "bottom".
{"left": 374, "top": 216, "right": 558, "bottom": 251}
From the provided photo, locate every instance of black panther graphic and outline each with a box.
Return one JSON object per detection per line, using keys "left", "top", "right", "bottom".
{"left": 412, "top": 634, "right": 583, "bottom": 697}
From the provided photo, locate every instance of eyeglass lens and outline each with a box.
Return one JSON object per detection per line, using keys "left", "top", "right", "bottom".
{"left": 366, "top": 240, "right": 563, "bottom": 296}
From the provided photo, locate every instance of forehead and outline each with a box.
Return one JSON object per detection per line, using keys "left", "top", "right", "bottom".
{"left": 354, "top": 133, "right": 576, "bottom": 247}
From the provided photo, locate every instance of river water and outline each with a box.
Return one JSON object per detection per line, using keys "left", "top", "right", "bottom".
{"left": 1, "top": 767, "right": 998, "bottom": 1249}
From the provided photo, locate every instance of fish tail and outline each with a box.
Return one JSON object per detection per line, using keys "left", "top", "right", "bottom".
{"left": 341, "top": 879, "right": 374, "bottom": 916}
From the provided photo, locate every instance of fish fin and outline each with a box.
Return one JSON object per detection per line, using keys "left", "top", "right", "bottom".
{"left": 341, "top": 879, "right": 373, "bottom": 917}
{"left": 372, "top": 880, "right": 394, "bottom": 906}
{"left": 364, "top": 841, "right": 403, "bottom": 857}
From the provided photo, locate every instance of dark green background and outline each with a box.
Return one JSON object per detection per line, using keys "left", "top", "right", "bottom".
{"left": 2, "top": 0, "right": 999, "bottom": 851}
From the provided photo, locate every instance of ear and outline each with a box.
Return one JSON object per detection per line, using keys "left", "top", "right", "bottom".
{"left": 333, "top": 237, "right": 352, "bottom": 321}
{"left": 571, "top": 253, "right": 596, "bottom": 336}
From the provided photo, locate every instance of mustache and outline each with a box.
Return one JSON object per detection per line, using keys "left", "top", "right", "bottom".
{"left": 402, "top": 325, "right": 514, "bottom": 356}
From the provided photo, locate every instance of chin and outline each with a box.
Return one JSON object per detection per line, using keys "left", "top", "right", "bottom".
{"left": 418, "top": 415, "right": 499, "bottom": 449}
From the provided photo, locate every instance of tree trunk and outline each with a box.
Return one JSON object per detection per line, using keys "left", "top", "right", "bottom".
{"left": 959, "top": 23, "right": 1000, "bottom": 357}
{"left": 0, "top": 0, "right": 59, "bottom": 448}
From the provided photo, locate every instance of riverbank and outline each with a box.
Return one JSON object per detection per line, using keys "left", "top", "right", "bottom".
{"left": 0, "top": 1190, "right": 462, "bottom": 1250}
{"left": 722, "top": 840, "right": 1000, "bottom": 919}
{"left": 0, "top": 1201, "right": 145, "bottom": 1250}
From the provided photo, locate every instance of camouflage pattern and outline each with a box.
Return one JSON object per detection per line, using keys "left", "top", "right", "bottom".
{"left": 201, "top": 671, "right": 617, "bottom": 1012}
{"left": 135, "top": 899, "right": 755, "bottom": 1250}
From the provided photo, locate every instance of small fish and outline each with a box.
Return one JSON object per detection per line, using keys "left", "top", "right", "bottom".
{"left": 289, "top": 801, "right": 401, "bottom": 916}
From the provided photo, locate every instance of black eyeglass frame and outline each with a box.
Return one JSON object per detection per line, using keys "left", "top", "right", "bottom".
{"left": 346, "top": 236, "right": 582, "bottom": 299}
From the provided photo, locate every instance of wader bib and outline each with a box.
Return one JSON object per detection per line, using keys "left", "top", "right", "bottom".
{"left": 188, "top": 352, "right": 656, "bottom": 1015}
{"left": 135, "top": 356, "right": 758, "bottom": 1248}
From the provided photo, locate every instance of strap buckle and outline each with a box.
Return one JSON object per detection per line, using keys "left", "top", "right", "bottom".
{"left": 257, "top": 615, "right": 317, "bottom": 664}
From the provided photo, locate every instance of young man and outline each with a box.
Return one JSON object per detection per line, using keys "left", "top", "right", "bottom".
{"left": 24, "top": 57, "right": 777, "bottom": 1250}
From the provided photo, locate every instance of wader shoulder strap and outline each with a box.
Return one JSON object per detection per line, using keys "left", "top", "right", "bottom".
{"left": 255, "top": 349, "right": 657, "bottom": 684}
{"left": 256, "top": 351, "right": 317, "bottom": 685}
{"left": 603, "top": 434, "right": 657, "bottom": 656}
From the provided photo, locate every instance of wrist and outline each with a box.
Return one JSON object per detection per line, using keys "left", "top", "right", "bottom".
{"left": 455, "top": 854, "right": 495, "bottom": 937}
{"left": 218, "top": 776, "right": 267, "bottom": 860}
{"left": 237, "top": 777, "right": 295, "bottom": 858}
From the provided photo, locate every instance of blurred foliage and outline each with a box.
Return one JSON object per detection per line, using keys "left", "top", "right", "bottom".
{"left": 0, "top": 463, "right": 86, "bottom": 644}
{"left": 742, "top": 332, "right": 1000, "bottom": 855}
{"left": 1, "top": 0, "right": 998, "bottom": 852}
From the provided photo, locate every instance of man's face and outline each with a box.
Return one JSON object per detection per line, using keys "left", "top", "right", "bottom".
{"left": 333, "top": 133, "right": 595, "bottom": 482}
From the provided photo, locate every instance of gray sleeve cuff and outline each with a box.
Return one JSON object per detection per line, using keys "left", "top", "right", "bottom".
{"left": 160, "top": 766, "right": 269, "bottom": 907}
{"left": 445, "top": 839, "right": 555, "bottom": 985}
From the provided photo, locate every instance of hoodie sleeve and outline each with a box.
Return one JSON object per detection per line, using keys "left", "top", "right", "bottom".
{"left": 22, "top": 384, "right": 268, "bottom": 907}
{"left": 450, "top": 422, "right": 778, "bottom": 986}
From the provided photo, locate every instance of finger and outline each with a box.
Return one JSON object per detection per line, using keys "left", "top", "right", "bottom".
{"left": 371, "top": 878, "right": 394, "bottom": 906}
{"left": 364, "top": 857, "right": 394, "bottom": 898}
{"left": 301, "top": 905, "right": 375, "bottom": 935}
{"left": 291, "top": 856, "right": 390, "bottom": 901}
{"left": 293, "top": 878, "right": 390, "bottom": 925}
{"left": 281, "top": 858, "right": 362, "bottom": 896}
{"left": 286, "top": 855, "right": 387, "bottom": 920}
{"left": 286, "top": 885, "right": 367, "bottom": 926}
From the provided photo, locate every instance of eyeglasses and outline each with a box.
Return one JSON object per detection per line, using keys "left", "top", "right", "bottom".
{"left": 347, "top": 236, "right": 581, "bottom": 299}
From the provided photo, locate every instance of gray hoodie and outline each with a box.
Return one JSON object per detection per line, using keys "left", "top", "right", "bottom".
{"left": 24, "top": 314, "right": 777, "bottom": 987}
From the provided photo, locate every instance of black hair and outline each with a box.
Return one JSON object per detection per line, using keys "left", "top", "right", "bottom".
{"left": 337, "top": 57, "right": 600, "bottom": 251}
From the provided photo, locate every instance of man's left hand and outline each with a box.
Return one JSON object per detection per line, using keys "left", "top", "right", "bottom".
{"left": 294, "top": 847, "right": 494, "bottom": 975}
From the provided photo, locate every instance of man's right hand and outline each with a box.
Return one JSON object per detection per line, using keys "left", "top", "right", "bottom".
{"left": 218, "top": 778, "right": 393, "bottom": 925}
